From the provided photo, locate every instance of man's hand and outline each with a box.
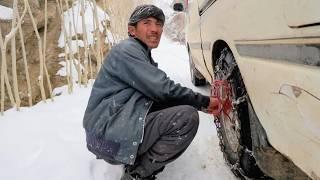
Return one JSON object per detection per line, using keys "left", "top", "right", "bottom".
{"left": 207, "top": 97, "right": 223, "bottom": 116}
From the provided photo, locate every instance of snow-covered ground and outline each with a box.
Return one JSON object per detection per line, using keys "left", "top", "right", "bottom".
{"left": 0, "top": 5, "right": 13, "bottom": 20}
{"left": 0, "top": 37, "right": 237, "bottom": 180}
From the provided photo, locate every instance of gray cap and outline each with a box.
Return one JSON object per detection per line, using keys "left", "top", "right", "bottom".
{"left": 128, "top": 4, "right": 165, "bottom": 26}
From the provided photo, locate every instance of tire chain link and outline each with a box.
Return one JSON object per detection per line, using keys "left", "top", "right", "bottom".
{"left": 213, "top": 47, "right": 253, "bottom": 179}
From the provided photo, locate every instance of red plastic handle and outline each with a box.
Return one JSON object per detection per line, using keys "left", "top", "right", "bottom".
{"left": 211, "top": 80, "right": 232, "bottom": 116}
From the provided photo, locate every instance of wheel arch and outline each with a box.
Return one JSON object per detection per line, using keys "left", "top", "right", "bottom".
{"left": 211, "top": 40, "right": 230, "bottom": 67}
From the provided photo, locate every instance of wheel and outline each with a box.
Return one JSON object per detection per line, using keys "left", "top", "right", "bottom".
{"left": 188, "top": 50, "right": 206, "bottom": 86}
{"left": 214, "top": 47, "right": 265, "bottom": 179}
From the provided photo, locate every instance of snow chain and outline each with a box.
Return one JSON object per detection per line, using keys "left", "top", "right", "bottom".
{"left": 213, "top": 47, "right": 251, "bottom": 178}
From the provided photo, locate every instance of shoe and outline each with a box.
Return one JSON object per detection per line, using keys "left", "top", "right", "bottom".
{"left": 120, "top": 168, "right": 157, "bottom": 180}
{"left": 120, "top": 172, "right": 156, "bottom": 180}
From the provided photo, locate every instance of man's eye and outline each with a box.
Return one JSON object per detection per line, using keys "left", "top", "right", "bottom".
{"left": 142, "top": 20, "right": 150, "bottom": 25}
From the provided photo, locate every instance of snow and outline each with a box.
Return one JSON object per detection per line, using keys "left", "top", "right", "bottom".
{"left": 58, "top": 0, "right": 113, "bottom": 53}
{"left": 56, "top": 59, "right": 83, "bottom": 82}
{"left": 0, "top": 5, "right": 13, "bottom": 20}
{"left": 0, "top": 37, "right": 237, "bottom": 180}
{"left": 153, "top": 0, "right": 174, "bottom": 19}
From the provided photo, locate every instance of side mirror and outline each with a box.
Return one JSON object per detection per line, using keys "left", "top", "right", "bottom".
{"left": 173, "top": 3, "right": 184, "bottom": 12}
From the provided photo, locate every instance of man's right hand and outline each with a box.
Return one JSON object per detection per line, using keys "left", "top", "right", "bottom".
{"left": 207, "top": 97, "right": 223, "bottom": 116}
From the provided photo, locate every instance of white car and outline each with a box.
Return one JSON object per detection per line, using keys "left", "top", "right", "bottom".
{"left": 174, "top": 0, "right": 320, "bottom": 179}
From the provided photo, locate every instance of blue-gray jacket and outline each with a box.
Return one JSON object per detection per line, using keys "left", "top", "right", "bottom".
{"left": 83, "top": 37, "right": 209, "bottom": 165}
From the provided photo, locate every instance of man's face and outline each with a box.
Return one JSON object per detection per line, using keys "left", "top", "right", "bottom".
{"left": 128, "top": 17, "right": 163, "bottom": 49}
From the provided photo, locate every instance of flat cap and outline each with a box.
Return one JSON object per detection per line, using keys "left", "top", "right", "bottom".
{"left": 128, "top": 4, "right": 165, "bottom": 26}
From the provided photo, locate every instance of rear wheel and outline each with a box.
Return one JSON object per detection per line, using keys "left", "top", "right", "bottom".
{"left": 188, "top": 50, "right": 206, "bottom": 86}
{"left": 214, "top": 47, "right": 265, "bottom": 179}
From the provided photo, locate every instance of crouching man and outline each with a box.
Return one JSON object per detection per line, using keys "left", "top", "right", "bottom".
{"left": 83, "top": 4, "right": 220, "bottom": 180}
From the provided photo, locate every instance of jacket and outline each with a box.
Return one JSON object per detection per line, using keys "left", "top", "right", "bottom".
{"left": 83, "top": 37, "right": 210, "bottom": 165}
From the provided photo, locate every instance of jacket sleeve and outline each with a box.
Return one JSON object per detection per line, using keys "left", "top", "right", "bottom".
{"left": 104, "top": 43, "right": 210, "bottom": 110}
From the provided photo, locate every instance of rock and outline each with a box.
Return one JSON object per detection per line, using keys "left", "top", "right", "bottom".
{"left": 1, "top": 0, "right": 62, "bottom": 110}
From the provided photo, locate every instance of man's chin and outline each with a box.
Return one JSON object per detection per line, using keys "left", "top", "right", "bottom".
{"left": 148, "top": 42, "right": 160, "bottom": 49}
{"left": 149, "top": 45, "right": 159, "bottom": 49}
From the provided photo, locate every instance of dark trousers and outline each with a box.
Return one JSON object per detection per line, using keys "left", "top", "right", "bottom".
{"left": 129, "top": 105, "right": 200, "bottom": 177}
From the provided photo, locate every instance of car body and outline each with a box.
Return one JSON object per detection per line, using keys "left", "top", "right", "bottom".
{"left": 174, "top": 0, "right": 320, "bottom": 179}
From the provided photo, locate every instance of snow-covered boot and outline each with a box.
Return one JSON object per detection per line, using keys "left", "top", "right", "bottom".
{"left": 121, "top": 165, "right": 158, "bottom": 180}
{"left": 120, "top": 170, "right": 156, "bottom": 180}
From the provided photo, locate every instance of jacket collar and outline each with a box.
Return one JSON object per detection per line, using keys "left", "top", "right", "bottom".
{"left": 130, "top": 37, "right": 158, "bottom": 67}
{"left": 133, "top": 37, "right": 150, "bottom": 51}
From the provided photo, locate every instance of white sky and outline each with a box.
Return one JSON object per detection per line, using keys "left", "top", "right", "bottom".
{"left": 0, "top": 5, "right": 13, "bottom": 20}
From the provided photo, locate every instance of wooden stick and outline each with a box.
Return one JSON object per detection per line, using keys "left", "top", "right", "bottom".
{"left": 80, "top": 0, "right": 89, "bottom": 86}
{"left": 71, "top": 0, "right": 82, "bottom": 86}
{"left": 17, "top": 2, "right": 33, "bottom": 107}
{"left": 43, "top": 0, "right": 54, "bottom": 101}
{"left": 91, "top": 0, "right": 102, "bottom": 72}
{"left": 25, "top": 0, "right": 47, "bottom": 102}
{"left": 0, "top": 0, "right": 27, "bottom": 114}
{"left": 11, "top": 0, "right": 21, "bottom": 110}
{"left": 64, "top": 0, "right": 74, "bottom": 93}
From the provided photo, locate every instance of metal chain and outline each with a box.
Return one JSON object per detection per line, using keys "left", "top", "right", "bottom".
{"left": 214, "top": 48, "right": 269, "bottom": 179}
{"left": 213, "top": 48, "right": 247, "bottom": 178}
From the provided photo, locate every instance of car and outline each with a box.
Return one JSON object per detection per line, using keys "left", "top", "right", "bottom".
{"left": 173, "top": 0, "right": 320, "bottom": 179}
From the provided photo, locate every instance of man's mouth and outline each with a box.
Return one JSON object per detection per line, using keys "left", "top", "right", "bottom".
{"left": 148, "top": 36, "right": 159, "bottom": 41}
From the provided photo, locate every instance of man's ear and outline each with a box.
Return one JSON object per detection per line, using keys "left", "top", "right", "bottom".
{"left": 128, "top": 25, "right": 136, "bottom": 37}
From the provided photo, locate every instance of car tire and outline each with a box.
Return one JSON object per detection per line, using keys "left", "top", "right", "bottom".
{"left": 188, "top": 50, "right": 206, "bottom": 86}
{"left": 214, "top": 47, "right": 265, "bottom": 179}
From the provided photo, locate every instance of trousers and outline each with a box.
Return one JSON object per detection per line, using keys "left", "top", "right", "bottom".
{"left": 129, "top": 105, "right": 200, "bottom": 177}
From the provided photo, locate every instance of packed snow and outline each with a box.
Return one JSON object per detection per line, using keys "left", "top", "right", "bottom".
{"left": 0, "top": 36, "right": 237, "bottom": 180}
{"left": 0, "top": 5, "right": 13, "bottom": 20}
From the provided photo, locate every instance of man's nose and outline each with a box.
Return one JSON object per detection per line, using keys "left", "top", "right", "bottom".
{"left": 150, "top": 23, "right": 161, "bottom": 32}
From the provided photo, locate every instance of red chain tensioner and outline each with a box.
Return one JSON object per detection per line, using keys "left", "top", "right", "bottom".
{"left": 210, "top": 80, "right": 233, "bottom": 117}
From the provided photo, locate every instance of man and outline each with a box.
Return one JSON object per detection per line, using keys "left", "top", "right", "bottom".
{"left": 83, "top": 4, "right": 221, "bottom": 180}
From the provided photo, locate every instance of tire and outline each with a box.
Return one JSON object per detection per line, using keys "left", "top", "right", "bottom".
{"left": 188, "top": 50, "right": 206, "bottom": 86}
{"left": 214, "top": 47, "right": 265, "bottom": 179}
